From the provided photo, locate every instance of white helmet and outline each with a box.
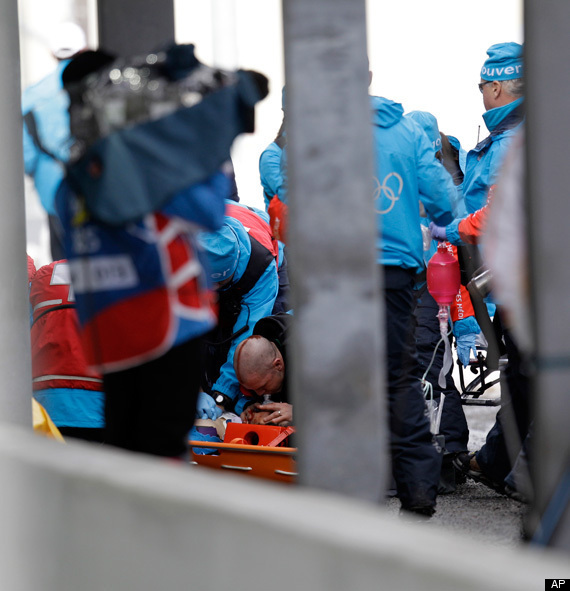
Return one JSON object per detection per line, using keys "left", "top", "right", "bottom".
{"left": 48, "top": 22, "right": 86, "bottom": 60}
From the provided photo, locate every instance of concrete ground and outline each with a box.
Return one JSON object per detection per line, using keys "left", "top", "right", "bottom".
{"left": 428, "top": 476, "right": 527, "bottom": 547}
{"left": 386, "top": 367, "right": 529, "bottom": 547}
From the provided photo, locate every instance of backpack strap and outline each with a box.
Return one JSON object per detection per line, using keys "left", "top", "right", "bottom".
{"left": 23, "top": 111, "right": 60, "bottom": 162}
{"left": 216, "top": 235, "right": 275, "bottom": 338}
{"left": 226, "top": 235, "right": 275, "bottom": 299}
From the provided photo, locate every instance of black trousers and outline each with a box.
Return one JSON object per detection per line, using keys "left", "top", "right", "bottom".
{"left": 412, "top": 283, "right": 469, "bottom": 454}
{"left": 103, "top": 337, "right": 203, "bottom": 457}
{"left": 383, "top": 266, "right": 441, "bottom": 510}
{"left": 59, "top": 427, "right": 105, "bottom": 444}
{"left": 476, "top": 316, "right": 531, "bottom": 484}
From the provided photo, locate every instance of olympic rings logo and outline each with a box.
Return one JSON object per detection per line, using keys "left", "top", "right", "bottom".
{"left": 373, "top": 172, "right": 404, "bottom": 215}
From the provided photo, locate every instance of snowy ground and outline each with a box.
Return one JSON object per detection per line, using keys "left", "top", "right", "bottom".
{"left": 433, "top": 368, "right": 527, "bottom": 547}
{"left": 387, "top": 361, "right": 528, "bottom": 546}
{"left": 456, "top": 362, "right": 501, "bottom": 451}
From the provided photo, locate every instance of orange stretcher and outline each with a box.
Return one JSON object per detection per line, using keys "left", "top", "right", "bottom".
{"left": 189, "top": 423, "right": 297, "bottom": 484}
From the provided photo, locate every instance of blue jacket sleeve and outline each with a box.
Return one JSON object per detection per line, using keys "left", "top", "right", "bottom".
{"left": 259, "top": 142, "right": 283, "bottom": 208}
{"left": 445, "top": 218, "right": 463, "bottom": 245}
{"left": 453, "top": 315, "right": 481, "bottom": 337}
{"left": 451, "top": 184, "right": 468, "bottom": 219}
{"left": 415, "top": 133, "right": 455, "bottom": 227}
{"left": 277, "top": 146, "right": 289, "bottom": 205}
{"left": 211, "top": 260, "right": 280, "bottom": 413}
{"left": 22, "top": 120, "right": 39, "bottom": 177}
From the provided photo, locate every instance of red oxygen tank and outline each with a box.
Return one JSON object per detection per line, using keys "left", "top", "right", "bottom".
{"left": 427, "top": 243, "right": 460, "bottom": 306}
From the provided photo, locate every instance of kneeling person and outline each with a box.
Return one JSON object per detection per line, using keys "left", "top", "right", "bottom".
{"left": 234, "top": 312, "right": 292, "bottom": 425}
{"left": 198, "top": 201, "right": 286, "bottom": 419}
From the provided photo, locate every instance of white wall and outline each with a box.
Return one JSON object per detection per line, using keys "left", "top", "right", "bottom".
{"left": 0, "top": 424, "right": 567, "bottom": 591}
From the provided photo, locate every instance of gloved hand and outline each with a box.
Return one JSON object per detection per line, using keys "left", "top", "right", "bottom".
{"left": 196, "top": 391, "right": 223, "bottom": 420}
{"left": 429, "top": 221, "right": 447, "bottom": 241}
{"left": 456, "top": 333, "right": 478, "bottom": 367}
{"left": 453, "top": 316, "right": 481, "bottom": 367}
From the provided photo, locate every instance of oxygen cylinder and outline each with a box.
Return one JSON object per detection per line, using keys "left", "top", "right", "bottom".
{"left": 427, "top": 243, "right": 460, "bottom": 306}
{"left": 426, "top": 242, "right": 461, "bottom": 388}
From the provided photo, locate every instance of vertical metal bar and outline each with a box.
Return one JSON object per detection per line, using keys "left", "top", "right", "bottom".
{"left": 282, "top": 0, "right": 387, "bottom": 501}
{"left": 211, "top": 0, "right": 238, "bottom": 69}
{"left": 525, "top": 0, "right": 570, "bottom": 548}
{"left": 85, "top": 0, "right": 99, "bottom": 49}
{"left": 72, "top": 0, "right": 95, "bottom": 48}
{"left": 97, "top": 0, "right": 175, "bottom": 56}
{"left": 0, "top": 0, "right": 32, "bottom": 426}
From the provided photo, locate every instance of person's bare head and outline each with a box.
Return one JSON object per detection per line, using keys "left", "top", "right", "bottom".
{"left": 234, "top": 336, "right": 285, "bottom": 396}
{"left": 479, "top": 77, "right": 524, "bottom": 111}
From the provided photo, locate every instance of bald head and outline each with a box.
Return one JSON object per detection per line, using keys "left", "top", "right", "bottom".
{"left": 234, "top": 335, "right": 285, "bottom": 396}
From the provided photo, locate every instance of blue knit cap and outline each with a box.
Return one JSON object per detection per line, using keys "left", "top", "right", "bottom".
{"left": 481, "top": 42, "right": 523, "bottom": 81}
{"left": 406, "top": 111, "right": 441, "bottom": 155}
{"left": 198, "top": 224, "right": 240, "bottom": 282}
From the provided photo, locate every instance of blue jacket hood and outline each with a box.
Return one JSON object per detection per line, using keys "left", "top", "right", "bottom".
{"left": 370, "top": 96, "right": 404, "bottom": 128}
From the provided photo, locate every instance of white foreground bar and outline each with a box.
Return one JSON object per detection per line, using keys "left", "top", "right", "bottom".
{"left": 0, "top": 425, "right": 567, "bottom": 590}
{"left": 0, "top": 0, "right": 32, "bottom": 427}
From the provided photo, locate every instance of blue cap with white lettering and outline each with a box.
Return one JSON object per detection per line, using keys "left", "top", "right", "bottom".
{"left": 481, "top": 42, "right": 523, "bottom": 81}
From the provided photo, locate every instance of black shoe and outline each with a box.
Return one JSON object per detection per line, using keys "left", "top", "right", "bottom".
{"left": 504, "top": 485, "right": 530, "bottom": 504}
{"left": 438, "top": 453, "right": 458, "bottom": 494}
{"left": 454, "top": 465, "right": 467, "bottom": 485}
{"left": 400, "top": 505, "right": 435, "bottom": 520}
{"left": 452, "top": 451, "right": 505, "bottom": 494}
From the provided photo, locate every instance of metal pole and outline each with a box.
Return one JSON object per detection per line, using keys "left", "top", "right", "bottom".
{"left": 282, "top": 0, "right": 387, "bottom": 501}
{"left": 0, "top": 0, "right": 32, "bottom": 426}
{"left": 211, "top": 0, "right": 238, "bottom": 69}
{"left": 525, "top": 0, "right": 570, "bottom": 549}
{"left": 97, "top": 0, "right": 175, "bottom": 56}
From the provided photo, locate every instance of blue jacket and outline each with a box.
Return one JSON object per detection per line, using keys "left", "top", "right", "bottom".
{"left": 259, "top": 141, "right": 283, "bottom": 210}
{"left": 208, "top": 204, "right": 280, "bottom": 413}
{"left": 371, "top": 96, "right": 454, "bottom": 270}
{"left": 22, "top": 61, "right": 71, "bottom": 216}
{"left": 462, "top": 98, "right": 524, "bottom": 214}
{"left": 421, "top": 136, "right": 469, "bottom": 266}
{"left": 445, "top": 135, "right": 468, "bottom": 220}
{"left": 402, "top": 114, "right": 468, "bottom": 268}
